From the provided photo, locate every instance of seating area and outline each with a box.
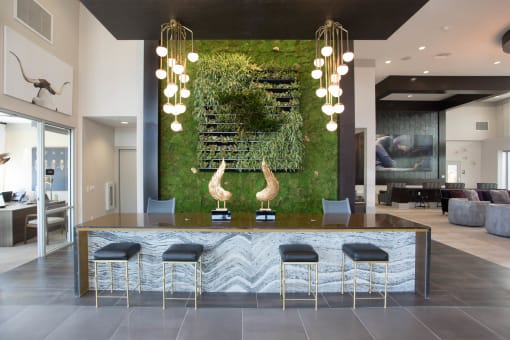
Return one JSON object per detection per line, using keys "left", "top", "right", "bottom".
{"left": 441, "top": 187, "right": 510, "bottom": 215}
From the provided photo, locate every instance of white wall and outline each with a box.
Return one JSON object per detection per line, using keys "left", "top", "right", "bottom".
{"left": 78, "top": 4, "right": 143, "bottom": 215}
{"left": 481, "top": 137, "right": 510, "bottom": 186}
{"left": 3, "top": 123, "right": 35, "bottom": 192}
{"left": 82, "top": 118, "right": 115, "bottom": 221}
{"left": 445, "top": 141, "right": 482, "bottom": 188}
{"left": 354, "top": 59, "right": 376, "bottom": 212}
{"left": 115, "top": 128, "right": 136, "bottom": 147}
{"left": 446, "top": 103, "right": 499, "bottom": 141}
{"left": 445, "top": 101, "right": 502, "bottom": 185}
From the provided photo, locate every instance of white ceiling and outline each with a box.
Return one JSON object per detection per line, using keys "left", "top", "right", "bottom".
{"left": 355, "top": 0, "right": 510, "bottom": 83}
{"left": 84, "top": 116, "right": 136, "bottom": 128}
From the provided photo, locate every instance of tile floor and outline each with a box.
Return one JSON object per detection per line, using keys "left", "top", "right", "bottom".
{"left": 0, "top": 209, "right": 509, "bottom": 339}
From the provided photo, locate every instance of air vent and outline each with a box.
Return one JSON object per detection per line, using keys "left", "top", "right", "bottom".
{"left": 15, "top": 0, "right": 53, "bottom": 43}
{"left": 476, "top": 121, "right": 489, "bottom": 131}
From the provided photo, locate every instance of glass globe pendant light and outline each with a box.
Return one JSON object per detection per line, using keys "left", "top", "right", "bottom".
{"left": 312, "top": 20, "right": 354, "bottom": 131}
{"left": 155, "top": 19, "right": 198, "bottom": 132}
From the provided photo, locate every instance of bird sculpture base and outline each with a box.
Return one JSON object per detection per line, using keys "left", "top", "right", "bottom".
{"left": 256, "top": 209, "right": 276, "bottom": 221}
{"left": 211, "top": 209, "right": 232, "bottom": 221}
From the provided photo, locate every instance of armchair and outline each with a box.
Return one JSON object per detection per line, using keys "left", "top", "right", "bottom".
{"left": 24, "top": 207, "right": 67, "bottom": 244}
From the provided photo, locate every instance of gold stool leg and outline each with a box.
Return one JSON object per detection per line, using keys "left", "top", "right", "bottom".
{"left": 279, "top": 259, "right": 282, "bottom": 296}
{"left": 194, "top": 262, "right": 198, "bottom": 310}
{"left": 314, "top": 262, "right": 318, "bottom": 310}
{"left": 384, "top": 262, "right": 389, "bottom": 308}
{"left": 171, "top": 263, "right": 174, "bottom": 295}
{"left": 200, "top": 256, "right": 203, "bottom": 295}
{"left": 282, "top": 263, "right": 286, "bottom": 311}
{"left": 162, "top": 262, "right": 166, "bottom": 309}
{"left": 125, "top": 261, "right": 130, "bottom": 308}
{"left": 341, "top": 253, "right": 345, "bottom": 295}
{"left": 369, "top": 263, "right": 373, "bottom": 295}
{"left": 353, "top": 262, "right": 357, "bottom": 309}
{"left": 138, "top": 253, "right": 141, "bottom": 294}
{"left": 110, "top": 262, "right": 113, "bottom": 292}
{"left": 308, "top": 263, "right": 311, "bottom": 296}
{"left": 94, "top": 261, "right": 99, "bottom": 308}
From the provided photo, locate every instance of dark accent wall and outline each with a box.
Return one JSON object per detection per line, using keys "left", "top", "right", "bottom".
{"left": 339, "top": 65, "right": 356, "bottom": 209}
{"left": 143, "top": 41, "right": 159, "bottom": 211}
{"left": 376, "top": 110, "right": 443, "bottom": 185}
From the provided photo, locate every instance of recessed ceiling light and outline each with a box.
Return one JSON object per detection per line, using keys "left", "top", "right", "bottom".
{"left": 423, "top": 70, "right": 430, "bottom": 74}
{"left": 494, "top": 60, "right": 501, "bottom": 65}
{"left": 407, "top": 94, "right": 413, "bottom": 98}
{"left": 418, "top": 46, "right": 426, "bottom": 51}
{"left": 121, "top": 121, "right": 129, "bottom": 125}
{"left": 441, "top": 25, "right": 450, "bottom": 31}
{"left": 385, "top": 60, "right": 392, "bottom": 64}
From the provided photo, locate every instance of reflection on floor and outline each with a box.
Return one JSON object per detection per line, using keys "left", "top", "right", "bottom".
{"left": 0, "top": 229, "right": 69, "bottom": 273}
{"left": 0, "top": 241, "right": 509, "bottom": 339}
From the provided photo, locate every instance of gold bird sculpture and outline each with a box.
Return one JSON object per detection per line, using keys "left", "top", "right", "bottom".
{"left": 256, "top": 159, "right": 279, "bottom": 210}
{"left": 208, "top": 159, "right": 232, "bottom": 210}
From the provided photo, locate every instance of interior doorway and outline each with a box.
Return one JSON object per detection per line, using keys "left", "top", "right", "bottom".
{"left": 118, "top": 149, "right": 137, "bottom": 213}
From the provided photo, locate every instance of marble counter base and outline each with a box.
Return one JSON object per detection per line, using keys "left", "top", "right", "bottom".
{"left": 88, "top": 231, "right": 415, "bottom": 293}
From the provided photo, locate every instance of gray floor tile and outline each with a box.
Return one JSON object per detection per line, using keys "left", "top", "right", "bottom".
{"left": 299, "top": 308, "right": 373, "bottom": 340}
{"left": 177, "top": 308, "right": 242, "bottom": 340}
{"left": 461, "top": 307, "right": 510, "bottom": 339}
{"left": 0, "top": 305, "right": 78, "bottom": 340}
{"left": 407, "top": 306, "right": 504, "bottom": 340}
{"left": 44, "top": 306, "right": 129, "bottom": 340}
{"left": 110, "top": 306, "right": 187, "bottom": 340}
{"left": 0, "top": 305, "right": 26, "bottom": 325}
{"left": 243, "top": 308, "right": 307, "bottom": 340}
{"left": 354, "top": 307, "right": 440, "bottom": 340}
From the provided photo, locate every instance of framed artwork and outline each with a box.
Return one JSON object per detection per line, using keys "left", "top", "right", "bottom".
{"left": 3, "top": 25, "right": 73, "bottom": 115}
{"left": 31, "top": 147, "right": 68, "bottom": 191}
{"left": 376, "top": 134, "right": 433, "bottom": 172}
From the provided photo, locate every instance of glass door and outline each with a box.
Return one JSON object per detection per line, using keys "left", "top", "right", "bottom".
{"left": 39, "top": 123, "right": 73, "bottom": 254}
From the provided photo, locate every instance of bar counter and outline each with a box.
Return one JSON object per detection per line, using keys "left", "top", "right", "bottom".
{"left": 75, "top": 213, "right": 430, "bottom": 298}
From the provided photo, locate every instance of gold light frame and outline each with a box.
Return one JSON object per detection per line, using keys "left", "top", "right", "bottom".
{"left": 155, "top": 20, "right": 198, "bottom": 132}
{"left": 312, "top": 20, "right": 354, "bottom": 132}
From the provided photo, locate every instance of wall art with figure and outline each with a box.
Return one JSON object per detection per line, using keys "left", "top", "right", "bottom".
{"left": 31, "top": 147, "right": 68, "bottom": 191}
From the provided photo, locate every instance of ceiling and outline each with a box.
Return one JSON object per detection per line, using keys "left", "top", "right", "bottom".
{"left": 80, "top": 0, "right": 428, "bottom": 40}
{"left": 81, "top": 0, "right": 510, "bottom": 111}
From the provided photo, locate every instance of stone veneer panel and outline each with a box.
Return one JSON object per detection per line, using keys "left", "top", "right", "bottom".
{"left": 89, "top": 231, "right": 416, "bottom": 293}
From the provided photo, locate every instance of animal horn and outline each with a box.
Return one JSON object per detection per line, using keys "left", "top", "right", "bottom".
{"left": 9, "top": 51, "right": 38, "bottom": 84}
{"left": 51, "top": 82, "right": 70, "bottom": 95}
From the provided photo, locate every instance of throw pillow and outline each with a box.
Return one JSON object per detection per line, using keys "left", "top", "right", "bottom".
{"left": 490, "top": 190, "right": 510, "bottom": 204}
{"left": 449, "top": 190, "right": 466, "bottom": 198}
{"left": 464, "top": 189, "right": 480, "bottom": 201}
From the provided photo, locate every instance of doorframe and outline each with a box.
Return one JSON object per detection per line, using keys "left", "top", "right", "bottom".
{"left": 446, "top": 160, "right": 462, "bottom": 183}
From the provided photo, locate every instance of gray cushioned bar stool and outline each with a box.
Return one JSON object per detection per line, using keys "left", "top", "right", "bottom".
{"left": 279, "top": 244, "right": 319, "bottom": 310}
{"left": 341, "top": 243, "right": 389, "bottom": 308}
{"left": 93, "top": 242, "right": 141, "bottom": 308}
{"left": 162, "top": 243, "right": 204, "bottom": 309}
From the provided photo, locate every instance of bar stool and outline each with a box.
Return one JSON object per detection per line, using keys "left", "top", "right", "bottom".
{"left": 279, "top": 244, "right": 319, "bottom": 310}
{"left": 93, "top": 242, "right": 141, "bottom": 308}
{"left": 341, "top": 243, "right": 389, "bottom": 308}
{"left": 162, "top": 243, "right": 204, "bottom": 309}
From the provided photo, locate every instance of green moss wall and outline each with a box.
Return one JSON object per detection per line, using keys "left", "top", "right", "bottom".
{"left": 159, "top": 40, "right": 338, "bottom": 213}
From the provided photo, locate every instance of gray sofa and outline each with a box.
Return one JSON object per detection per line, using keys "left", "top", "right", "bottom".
{"left": 448, "top": 198, "right": 490, "bottom": 227}
{"left": 485, "top": 204, "right": 510, "bottom": 237}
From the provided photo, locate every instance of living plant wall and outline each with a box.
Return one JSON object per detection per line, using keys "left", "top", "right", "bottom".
{"left": 159, "top": 40, "right": 338, "bottom": 213}
{"left": 194, "top": 53, "right": 302, "bottom": 171}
